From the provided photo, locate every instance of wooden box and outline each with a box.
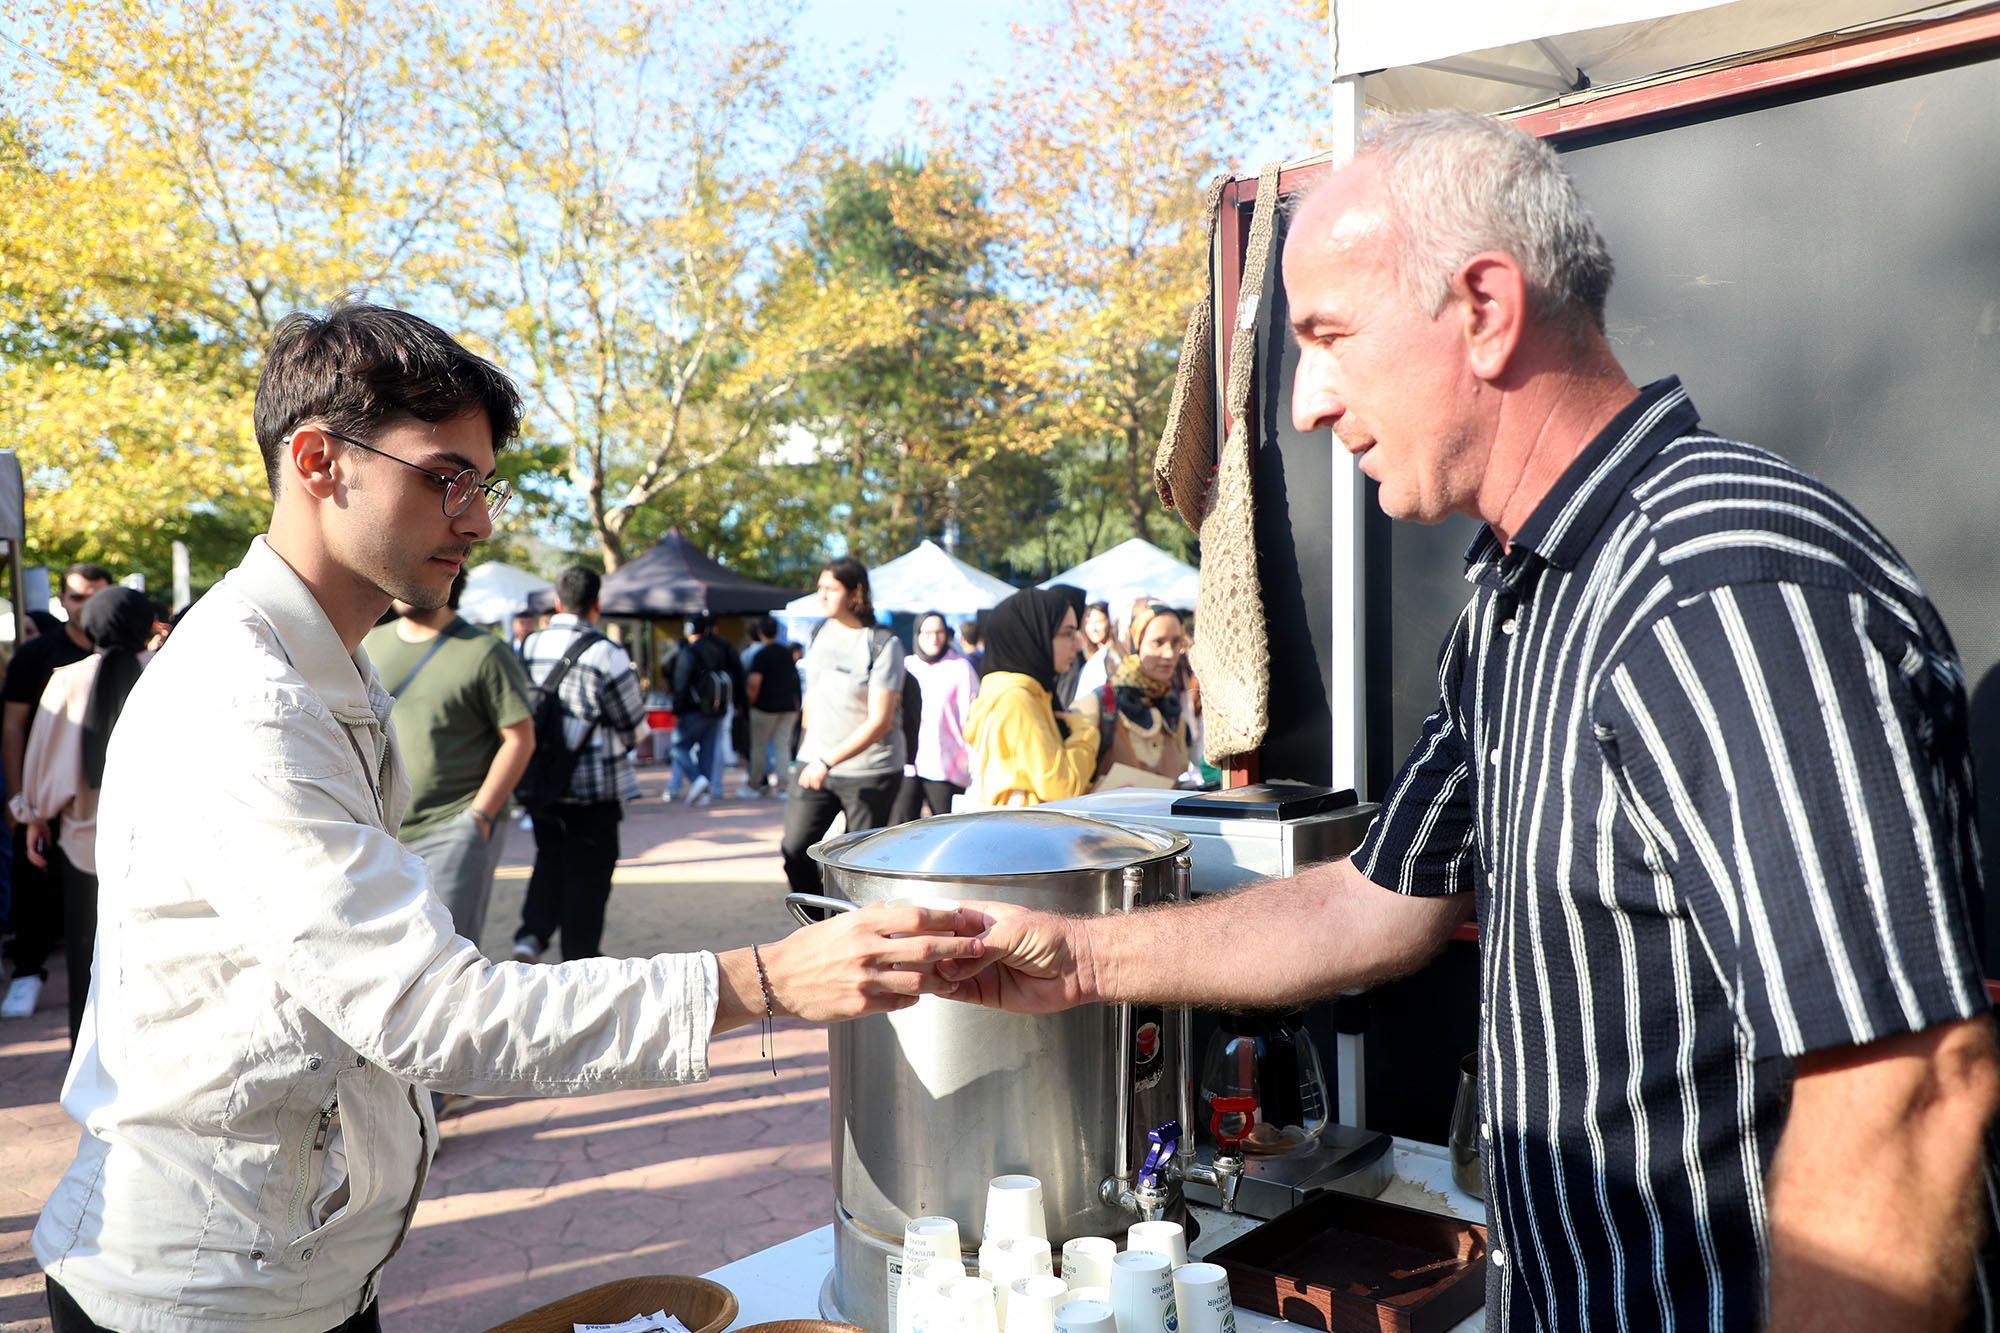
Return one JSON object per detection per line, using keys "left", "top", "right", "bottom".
{"left": 1203, "top": 1191, "right": 1487, "bottom": 1333}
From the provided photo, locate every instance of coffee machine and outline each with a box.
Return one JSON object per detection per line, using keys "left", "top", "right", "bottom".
{"left": 1043, "top": 784, "right": 1395, "bottom": 1218}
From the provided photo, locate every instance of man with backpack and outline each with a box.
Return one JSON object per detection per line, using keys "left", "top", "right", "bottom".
{"left": 511, "top": 565, "right": 645, "bottom": 962}
{"left": 668, "top": 614, "right": 743, "bottom": 808}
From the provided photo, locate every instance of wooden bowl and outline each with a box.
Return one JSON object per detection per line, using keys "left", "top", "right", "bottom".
{"left": 482, "top": 1275, "right": 738, "bottom": 1333}
{"left": 733, "top": 1323, "right": 871, "bottom": 1333}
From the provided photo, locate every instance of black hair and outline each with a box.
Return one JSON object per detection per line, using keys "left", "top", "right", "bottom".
{"left": 822, "top": 556, "right": 873, "bottom": 622}
{"left": 555, "top": 566, "right": 600, "bottom": 615}
{"left": 754, "top": 614, "right": 779, "bottom": 641}
{"left": 65, "top": 563, "right": 113, "bottom": 587}
{"left": 253, "top": 303, "right": 523, "bottom": 497}
{"left": 686, "top": 613, "right": 714, "bottom": 635}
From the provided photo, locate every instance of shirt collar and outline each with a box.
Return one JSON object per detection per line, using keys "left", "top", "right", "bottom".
{"left": 224, "top": 536, "right": 386, "bottom": 723}
{"left": 1464, "top": 376, "right": 1699, "bottom": 585}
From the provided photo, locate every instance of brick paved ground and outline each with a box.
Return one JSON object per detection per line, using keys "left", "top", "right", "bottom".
{"left": 0, "top": 766, "right": 840, "bottom": 1333}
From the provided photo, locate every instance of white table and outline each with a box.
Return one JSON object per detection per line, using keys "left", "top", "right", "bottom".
{"left": 703, "top": 1139, "right": 1487, "bottom": 1333}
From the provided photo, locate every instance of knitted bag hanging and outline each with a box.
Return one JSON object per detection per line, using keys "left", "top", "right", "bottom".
{"left": 1184, "top": 161, "right": 1284, "bottom": 764}
{"left": 1153, "top": 173, "right": 1229, "bottom": 528}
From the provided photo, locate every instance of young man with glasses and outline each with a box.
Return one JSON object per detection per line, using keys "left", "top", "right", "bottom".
{"left": 1, "top": 561, "right": 112, "bottom": 1020}
{"left": 31, "top": 302, "right": 979, "bottom": 1333}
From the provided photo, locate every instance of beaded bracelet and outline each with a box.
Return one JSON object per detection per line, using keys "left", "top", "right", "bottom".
{"left": 751, "top": 942, "right": 777, "bottom": 1076}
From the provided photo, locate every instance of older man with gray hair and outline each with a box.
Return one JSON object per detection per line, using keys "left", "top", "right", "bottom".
{"left": 945, "top": 110, "right": 1997, "bottom": 1332}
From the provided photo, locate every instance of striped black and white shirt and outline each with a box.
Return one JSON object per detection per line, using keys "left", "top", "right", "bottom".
{"left": 1352, "top": 377, "right": 1992, "bottom": 1330}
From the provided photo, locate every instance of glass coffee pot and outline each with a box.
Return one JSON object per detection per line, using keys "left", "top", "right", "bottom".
{"left": 1197, "top": 1009, "right": 1330, "bottom": 1157}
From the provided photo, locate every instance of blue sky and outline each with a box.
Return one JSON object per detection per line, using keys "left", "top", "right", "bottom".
{"left": 788, "top": 0, "right": 1022, "bottom": 151}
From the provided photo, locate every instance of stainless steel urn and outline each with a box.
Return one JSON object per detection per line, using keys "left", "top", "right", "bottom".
{"left": 791, "top": 811, "right": 1193, "bottom": 1332}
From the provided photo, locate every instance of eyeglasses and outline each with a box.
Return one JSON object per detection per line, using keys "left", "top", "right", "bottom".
{"left": 316, "top": 428, "right": 512, "bottom": 520}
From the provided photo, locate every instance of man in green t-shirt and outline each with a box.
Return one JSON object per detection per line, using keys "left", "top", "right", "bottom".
{"left": 363, "top": 571, "right": 534, "bottom": 954}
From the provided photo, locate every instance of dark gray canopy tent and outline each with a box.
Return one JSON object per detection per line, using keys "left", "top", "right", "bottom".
{"left": 529, "top": 529, "right": 798, "bottom": 619}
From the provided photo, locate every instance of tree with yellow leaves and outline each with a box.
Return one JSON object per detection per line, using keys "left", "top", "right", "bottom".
{"left": 429, "top": 0, "right": 916, "bottom": 571}
{"left": 942, "top": 0, "right": 1314, "bottom": 563}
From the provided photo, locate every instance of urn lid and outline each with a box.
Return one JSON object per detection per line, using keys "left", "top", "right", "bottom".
{"left": 811, "top": 810, "right": 1188, "bottom": 879}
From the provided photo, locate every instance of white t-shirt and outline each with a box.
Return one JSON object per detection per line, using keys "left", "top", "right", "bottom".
{"left": 799, "top": 621, "right": 905, "bottom": 776}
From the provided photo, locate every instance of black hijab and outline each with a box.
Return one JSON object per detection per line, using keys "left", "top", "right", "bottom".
{"left": 79, "top": 587, "right": 153, "bottom": 787}
{"left": 979, "top": 587, "right": 1074, "bottom": 695}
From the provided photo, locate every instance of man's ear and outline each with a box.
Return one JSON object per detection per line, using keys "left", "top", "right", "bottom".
{"left": 286, "top": 426, "right": 342, "bottom": 501}
{"left": 1454, "top": 252, "right": 1527, "bottom": 381}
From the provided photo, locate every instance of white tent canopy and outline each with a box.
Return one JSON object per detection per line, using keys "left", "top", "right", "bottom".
{"left": 1333, "top": 0, "right": 1958, "bottom": 113}
{"left": 459, "top": 562, "right": 552, "bottom": 626}
{"left": 1039, "top": 538, "right": 1199, "bottom": 611}
{"left": 780, "top": 540, "right": 1018, "bottom": 621}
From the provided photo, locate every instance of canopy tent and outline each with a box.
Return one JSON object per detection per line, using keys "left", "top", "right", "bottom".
{"left": 459, "top": 562, "right": 552, "bottom": 626}
{"left": 1330, "top": 0, "right": 1958, "bottom": 113}
{"left": 529, "top": 529, "right": 797, "bottom": 619}
{"left": 1039, "top": 538, "right": 1199, "bottom": 611}
{"left": 778, "top": 540, "right": 1017, "bottom": 621}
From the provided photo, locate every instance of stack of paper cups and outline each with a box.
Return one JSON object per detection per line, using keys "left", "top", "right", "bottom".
{"left": 936, "top": 1276, "right": 1002, "bottom": 1333}
{"left": 983, "top": 1175, "right": 1049, "bottom": 1244}
{"left": 1052, "top": 1297, "right": 1118, "bottom": 1333}
{"left": 900, "top": 1218, "right": 966, "bottom": 1333}
{"left": 1125, "top": 1222, "right": 1189, "bottom": 1269}
{"left": 1109, "top": 1251, "right": 1174, "bottom": 1333}
{"left": 904, "top": 1257, "right": 974, "bottom": 1333}
{"left": 980, "top": 1236, "right": 1055, "bottom": 1325}
{"left": 1171, "top": 1263, "right": 1235, "bottom": 1333}
{"left": 1061, "top": 1237, "right": 1118, "bottom": 1292}
{"left": 1007, "top": 1274, "right": 1072, "bottom": 1333}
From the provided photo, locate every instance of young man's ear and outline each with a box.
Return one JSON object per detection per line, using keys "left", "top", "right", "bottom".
{"left": 286, "top": 426, "right": 342, "bottom": 501}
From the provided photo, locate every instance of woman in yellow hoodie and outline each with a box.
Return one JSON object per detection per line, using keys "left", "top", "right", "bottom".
{"left": 964, "top": 587, "right": 1098, "bottom": 806}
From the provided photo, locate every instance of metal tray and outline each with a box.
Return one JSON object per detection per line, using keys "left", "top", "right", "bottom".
{"left": 1202, "top": 1191, "right": 1486, "bottom": 1333}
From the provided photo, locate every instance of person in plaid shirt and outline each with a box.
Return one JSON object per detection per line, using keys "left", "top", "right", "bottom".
{"left": 511, "top": 566, "right": 645, "bottom": 962}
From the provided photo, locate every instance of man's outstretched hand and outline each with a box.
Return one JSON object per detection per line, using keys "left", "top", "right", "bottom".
{"left": 934, "top": 901, "right": 1098, "bottom": 1014}
{"left": 720, "top": 903, "right": 986, "bottom": 1028}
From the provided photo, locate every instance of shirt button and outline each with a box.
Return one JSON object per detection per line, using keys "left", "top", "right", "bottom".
{"left": 307, "top": 1056, "right": 322, "bottom": 1071}
{"left": 1480, "top": 1121, "right": 1490, "bottom": 1141}
{"left": 1492, "top": 1246, "right": 1507, "bottom": 1268}
{"left": 1488, "top": 748, "right": 1501, "bottom": 764}
{"left": 301, "top": 1248, "right": 314, "bottom": 1262}
{"left": 251, "top": 1250, "right": 266, "bottom": 1262}
{"left": 1500, "top": 618, "right": 1518, "bottom": 636}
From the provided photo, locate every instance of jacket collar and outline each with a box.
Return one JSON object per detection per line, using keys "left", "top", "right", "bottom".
{"left": 225, "top": 537, "right": 388, "bottom": 724}
{"left": 1464, "top": 376, "right": 1699, "bottom": 587}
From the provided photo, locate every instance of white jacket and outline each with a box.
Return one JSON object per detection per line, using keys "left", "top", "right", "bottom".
{"left": 35, "top": 538, "right": 719, "bottom": 1333}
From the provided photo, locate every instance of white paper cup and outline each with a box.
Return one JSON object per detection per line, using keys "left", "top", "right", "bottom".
{"left": 983, "top": 1174, "right": 1048, "bottom": 1243}
{"left": 1061, "top": 1236, "right": 1118, "bottom": 1291}
{"left": 903, "top": 1256, "right": 973, "bottom": 1333}
{"left": 937, "top": 1275, "right": 1002, "bottom": 1333}
{"left": 1171, "top": 1263, "right": 1235, "bottom": 1333}
{"left": 1109, "top": 1251, "right": 1174, "bottom": 1333}
{"left": 1126, "top": 1221, "right": 1189, "bottom": 1269}
{"left": 982, "top": 1236, "right": 1055, "bottom": 1323}
{"left": 1007, "top": 1274, "right": 1072, "bottom": 1333}
{"left": 906, "top": 1216, "right": 966, "bottom": 1271}
{"left": 1066, "top": 1287, "right": 1111, "bottom": 1306}
{"left": 1052, "top": 1297, "right": 1118, "bottom": 1333}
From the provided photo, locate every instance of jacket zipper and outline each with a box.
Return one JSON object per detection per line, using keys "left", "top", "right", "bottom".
{"left": 287, "top": 1089, "right": 340, "bottom": 1237}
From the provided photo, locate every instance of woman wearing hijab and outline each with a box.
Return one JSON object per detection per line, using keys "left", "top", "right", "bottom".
{"left": 9, "top": 587, "right": 154, "bottom": 1045}
{"left": 891, "top": 612, "right": 981, "bottom": 823}
{"left": 963, "top": 587, "right": 1097, "bottom": 807}
{"left": 1085, "top": 603, "right": 1193, "bottom": 790}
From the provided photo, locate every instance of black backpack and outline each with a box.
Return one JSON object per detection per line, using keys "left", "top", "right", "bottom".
{"left": 695, "top": 656, "right": 733, "bottom": 718}
{"left": 512, "top": 629, "right": 604, "bottom": 812}
{"left": 867, "top": 628, "right": 922, "bottom": 761}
